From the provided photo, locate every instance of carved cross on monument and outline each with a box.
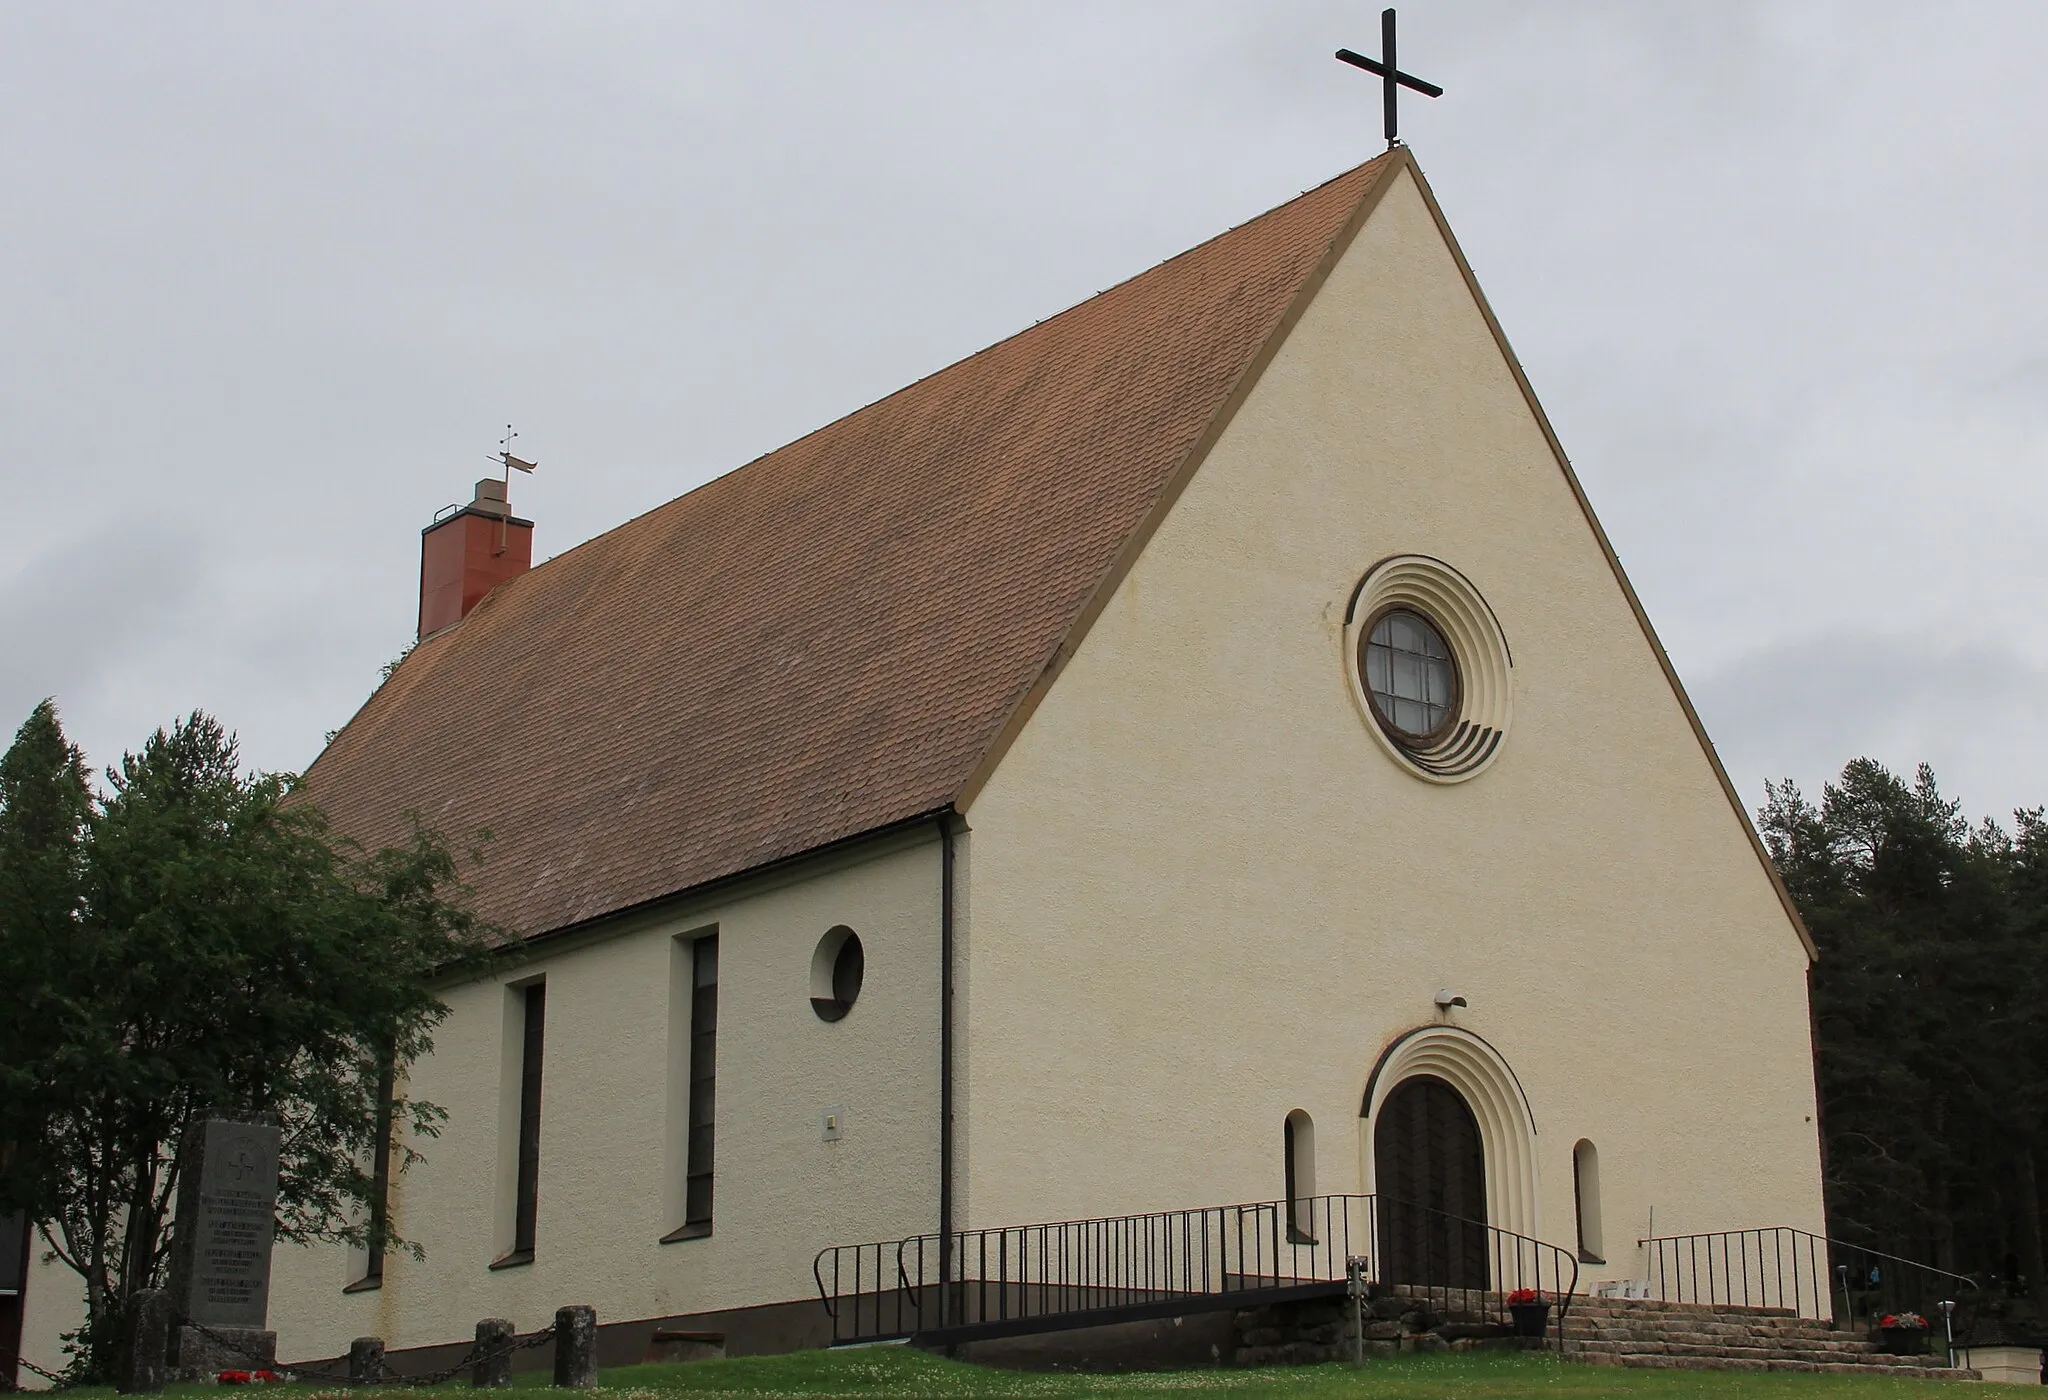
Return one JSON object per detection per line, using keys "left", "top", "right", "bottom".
{"left": 1336, "top": 8, "right": 1443, "bottom": 150}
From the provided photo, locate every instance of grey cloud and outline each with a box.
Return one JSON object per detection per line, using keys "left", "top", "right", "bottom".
{"left": 0, "top": 520, "right": 206, "bottom": 760}
{"left": 3, "top": 1, "right": 2045, "bottom": 799}
{"left": 1689, "top": 630, "right": 2048, "bottom": 826}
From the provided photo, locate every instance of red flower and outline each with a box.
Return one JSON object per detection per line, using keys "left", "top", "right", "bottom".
{"left": 253, "top": 1371, "right": 283, "bottom": 1383}
{"left": 218, "top": 1371, "right": 251, "bottom": 1384}
{"left": 1507, "top": 1288, "right": 1546, "bottom": 1306}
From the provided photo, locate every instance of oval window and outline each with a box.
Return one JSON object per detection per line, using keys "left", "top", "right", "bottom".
{"left": 1345, "top": 555, "right": 1512, "bottom": 782}
{"left": 1361, "top": 606, "right": 1460, "bottom": 743}
{"left": 810, "top": 926, "right": 865, "bottom": 1022}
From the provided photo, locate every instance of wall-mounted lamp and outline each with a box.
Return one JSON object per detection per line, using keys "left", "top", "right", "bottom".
{"left": 1434, "top": 988, "right": 1467, "bottom": 1010}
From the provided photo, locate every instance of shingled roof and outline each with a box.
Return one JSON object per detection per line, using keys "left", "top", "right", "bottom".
{"left": 303, "top": 154, "right": 1396, "bottom": 940}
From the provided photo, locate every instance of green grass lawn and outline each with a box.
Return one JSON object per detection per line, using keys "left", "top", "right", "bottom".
{"left": 47, "top": 1348, "right": 2039, "bottom": 1399}
{"left": 532, "top": 1349, "right": 2034, "bottom": 1398}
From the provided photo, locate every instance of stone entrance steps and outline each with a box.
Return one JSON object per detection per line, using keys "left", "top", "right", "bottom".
{"left": 1566, "top": 1297, "right": 1977, "bottom": 1380}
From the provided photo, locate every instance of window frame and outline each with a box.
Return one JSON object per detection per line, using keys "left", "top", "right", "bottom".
{"left": 1283, "top": 1110, "right": 1318, "bottom": 1245}
{"left": 1572, "top": 1138, "right": 1606, "bottom": 1265}
{"left": 343, "top": 1058, "right": 396, "bottom": 1292}
{"left": 810, "top": 926, "right": 865, "bottom": 1022}
{"left": 663, "top": 934, "right": 719, "bottom": 1243}
{"left": 490, "top": 980, "right": 547, "bottom": 1270}
{"left": 1358, "top": 603, "right": 1463, "bottom": 747}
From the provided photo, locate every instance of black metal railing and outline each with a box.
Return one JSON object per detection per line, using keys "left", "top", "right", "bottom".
{"left": 814, "top": 1193, "right": 1579, "bottom": 1349}
{"left": 1370, "top": 1194, "right": 1580, "bottom": 1349}
{"left": 1641, "top": 1227, "right": 1979, "bottom": 1339}
{"left": 1830, "top": 1236, "right": 1981, "bottom": 1349}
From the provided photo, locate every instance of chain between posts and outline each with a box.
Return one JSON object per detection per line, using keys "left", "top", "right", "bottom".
{"left": 339, "top": 1321, "right": 556, "bottom": 1388}
{"left": 3, "top": 1356, "right": 76, "bottom": 1392}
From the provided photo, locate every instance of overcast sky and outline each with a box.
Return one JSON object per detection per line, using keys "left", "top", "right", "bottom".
{"left": 4, "top": 1, "right": 2045, "bottom": 828}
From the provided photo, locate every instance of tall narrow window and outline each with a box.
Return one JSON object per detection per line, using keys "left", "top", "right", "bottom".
{"left": 683, "top": 936, "right": 718, "bottom": 1235}
{"left": 1573, "top": 1139, "right": 1605, "bottom": 1264}
{"left": 346, "top": 1059, "right": 395, "bottom": 1291}
{"left": 366, "top": 1059, "right": 395, "bottom": 1278}
{"left": 1283, "top": 1110, "right": 1317, "bottom": 1244}
{"left": 514, "top": 984, "right": 545, "bottom": 1254}
{"left": 492, "top": 982, "right": 545, "bottom": 1267}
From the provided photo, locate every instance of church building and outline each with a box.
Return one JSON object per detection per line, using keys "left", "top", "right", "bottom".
{"left": 21, "top": 146, "right": 1827, "bottom": 1373}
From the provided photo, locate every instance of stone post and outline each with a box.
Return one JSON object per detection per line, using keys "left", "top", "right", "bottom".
{"left": 472, "top": 1318, "right": 515, "bottom": 1388}
{"left": 348, "top": 1336, "right": 385, "bottom": 1384}
{"left": 552, "top": 1306, "right": 596, "bottom": 1389}
{"left": 118, "top": 1288, "right": 170, "bottom": 1393}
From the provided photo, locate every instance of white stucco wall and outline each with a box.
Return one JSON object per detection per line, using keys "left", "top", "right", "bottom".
{"left": 958, "top": 164, "right": 1826, "bottom": 1287}
{"left": 254, "top": 827, "right": 943, "bottom": 1361}
{"left": 16, "top": 1248, "right": 81, "bottom": 1387}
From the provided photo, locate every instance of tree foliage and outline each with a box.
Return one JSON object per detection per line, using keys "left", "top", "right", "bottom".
{"left": 1760, "top": 758, "right": 2048, "bottom": 1291}
{"left": 0, "top": 702, "right": 494, "bottom": 1381}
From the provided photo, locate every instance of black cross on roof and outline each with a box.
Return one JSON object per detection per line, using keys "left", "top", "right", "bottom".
{"left": 1336, "top": 8, "right": 1443, "bottom": 150}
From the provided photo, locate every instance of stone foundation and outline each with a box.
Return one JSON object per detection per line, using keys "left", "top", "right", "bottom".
{"left": 172, "top": 1324, "right": 277, "bottom": 1379}
{"left": 642, "top": 1331, "right": 725, "bottom": 1364}
{"left": 1232, "top": 1288, "right": 1544, "bottom": 1366}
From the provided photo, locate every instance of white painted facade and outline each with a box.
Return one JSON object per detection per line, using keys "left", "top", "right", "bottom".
{"left": 21, "top": 832, "right": 947, "bottom": 1368}
{"left": 16, "top": 162, "right": 1824, "bottom": 1378}
{"left": 958, "top": 165, "right": 1823, "bottom": 1258}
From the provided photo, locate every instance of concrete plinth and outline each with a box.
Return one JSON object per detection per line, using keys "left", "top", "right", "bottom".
{"left": 643, "top": 1331, "right": 725, "bottom": 1364}
{"left": 173, "top": 1324, "right": 276, "bottom": 1378}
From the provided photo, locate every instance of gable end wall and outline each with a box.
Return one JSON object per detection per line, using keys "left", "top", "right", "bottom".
{"left": 958, "top": 166, "right": 1825, "bottom": 1271}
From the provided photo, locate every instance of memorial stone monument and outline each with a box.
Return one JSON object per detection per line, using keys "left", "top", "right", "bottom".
{"left": 167, "top": 1119, "right": 280, "bottom": 1375}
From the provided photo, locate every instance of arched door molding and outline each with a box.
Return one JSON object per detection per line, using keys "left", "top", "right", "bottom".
{"left": 1358, "top": 1025, "right": 1539, "bottom": 1239}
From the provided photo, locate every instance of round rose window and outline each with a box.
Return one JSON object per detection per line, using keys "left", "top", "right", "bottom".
{"left": 1362, "top": 607, "right": 1460, "bottom": 742}
{"left": 1345, "top": 555, "right": 1512, "bottom": 783}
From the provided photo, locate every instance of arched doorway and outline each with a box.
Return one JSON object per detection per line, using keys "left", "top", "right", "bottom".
{"left": 1358, "top": 1024, "right": 1539, "bottom": 1239}
{"left": 1373, "top": 1074, "right": 1488, "bottom": 1288}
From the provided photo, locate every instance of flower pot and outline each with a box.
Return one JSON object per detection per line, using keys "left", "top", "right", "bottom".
{"left": 1878, "top": 1326, "right": 1927, "bottom": 1356}
{"left": 1509, "top": 1302, "right": 1552, "bottom": 1338}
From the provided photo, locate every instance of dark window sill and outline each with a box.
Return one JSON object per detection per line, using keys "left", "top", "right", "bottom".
{"left": 660, "top": 1222, "right": 713, "bottom": 1245}
{"left": 1579, "top": 1249, "right": 1606, "bottom": 1265}
{"left": 488, "top": 1249, "right": 534, "bottom": 1271}
{"left": 342, "top": 1274, "right": 384, "bottom": 1294}
{"left": 1286, "top": 1229, "right": 1319, "bottom": 1246}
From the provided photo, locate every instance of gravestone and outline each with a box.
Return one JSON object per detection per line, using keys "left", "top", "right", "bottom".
{"left": 167, "top": 1118, "right": 280, "bottom": 1375}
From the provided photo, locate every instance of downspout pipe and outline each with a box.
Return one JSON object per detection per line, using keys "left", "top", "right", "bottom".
{"left": 937, "top": 809, "right": 956, "bottom": 1328}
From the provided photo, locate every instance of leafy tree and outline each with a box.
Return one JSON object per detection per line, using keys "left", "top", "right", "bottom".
{"left": 0, "top": 704, "right": 493, "bottom": 1381}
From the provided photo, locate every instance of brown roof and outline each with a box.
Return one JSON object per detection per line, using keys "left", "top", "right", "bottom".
{"left": 304, "top": 154, "right": 1395, "bottom": 939}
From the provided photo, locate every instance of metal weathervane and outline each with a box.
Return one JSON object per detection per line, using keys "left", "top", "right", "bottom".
{"left": 1336, "top": 8, "right": 1442, "bottom": 150}
{"left": 490, "top": 424, "right": 537, "bottom": 554}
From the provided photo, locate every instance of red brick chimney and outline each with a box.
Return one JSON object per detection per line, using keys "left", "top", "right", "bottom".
{"left": 418, "top": 478, "right": 533, "bottom": 639}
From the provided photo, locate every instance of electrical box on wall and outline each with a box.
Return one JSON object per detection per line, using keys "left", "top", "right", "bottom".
{"left": 822, "top": 1105, "right": 846, "bottom": 1142}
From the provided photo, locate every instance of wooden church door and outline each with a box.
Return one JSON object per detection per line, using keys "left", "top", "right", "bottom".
{"left": 1373, "top": 1075, "right": 1489, "bottom": 1289}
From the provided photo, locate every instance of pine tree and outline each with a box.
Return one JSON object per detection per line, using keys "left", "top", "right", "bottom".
{"left": 1761, "top": 758, "right": 2048, "bottom": 1301}
{"left": 0, "top": 700, "right": 94, "bottom": 1226}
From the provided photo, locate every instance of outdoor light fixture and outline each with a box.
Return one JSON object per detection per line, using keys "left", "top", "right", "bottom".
{"left": 1434, "top": 988, "right": 1467, "bottom": 1010}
